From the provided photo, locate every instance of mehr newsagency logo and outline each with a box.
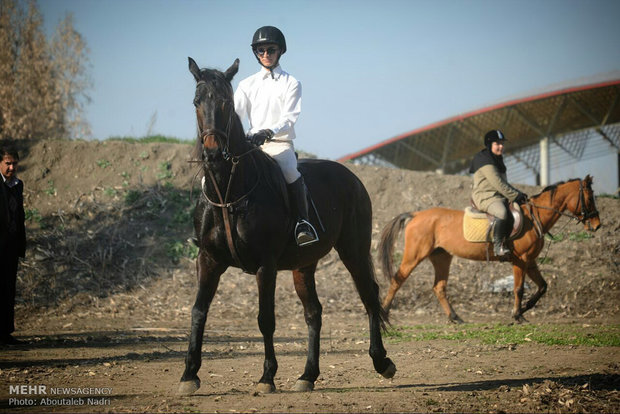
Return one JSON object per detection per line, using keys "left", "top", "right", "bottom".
{"left": 8, "top": 384, "right": 112, "bottom": 407}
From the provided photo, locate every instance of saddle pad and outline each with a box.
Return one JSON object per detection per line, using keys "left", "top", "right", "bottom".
{"left": 463, "top": 203, "right": 524, "bottom": 242}
{"left": 463, "top": 207, "right": 490, "bottom": 242}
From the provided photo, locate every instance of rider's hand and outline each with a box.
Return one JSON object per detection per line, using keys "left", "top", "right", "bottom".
{"left": 248, "top": 129, "right": 274, "bottom": 146}
{"left": 515, "top": 192, "right": 528, "bottom": 205}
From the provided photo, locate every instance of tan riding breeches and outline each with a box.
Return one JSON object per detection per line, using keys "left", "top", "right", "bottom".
{"left": 486, "top": 200, "right": 509, "bottom": 220}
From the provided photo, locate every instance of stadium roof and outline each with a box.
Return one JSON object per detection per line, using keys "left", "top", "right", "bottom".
{"left": 338, "top": 78, "right": 620, "bottom": 176}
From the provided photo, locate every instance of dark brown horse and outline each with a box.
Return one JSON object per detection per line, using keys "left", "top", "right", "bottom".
{"left": 379, "top": 176, "right": 601, "bottom": 323}
{"left": 178, "top": 58, "right": 395, "bottom": 395}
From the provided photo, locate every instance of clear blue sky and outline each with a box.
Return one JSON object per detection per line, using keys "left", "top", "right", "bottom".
{"left": 40, "top": 0, "right": 620, "bottom": 163}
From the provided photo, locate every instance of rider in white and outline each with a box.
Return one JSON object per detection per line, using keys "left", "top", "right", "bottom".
{"left": 234, "top": 26, "right": 318, "bottom": 246}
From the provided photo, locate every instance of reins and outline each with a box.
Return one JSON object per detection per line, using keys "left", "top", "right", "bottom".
{"left": 526, "top": 180, "right": 598, "bottom": 231}
{"left": 201, "top": 148, "right": 261, "bottom": 209}
{"left": 189, "top": 81, "right": 264, "bottom": 271}
{"left": 525, "top": 180, "right": 598, "bottom": 262}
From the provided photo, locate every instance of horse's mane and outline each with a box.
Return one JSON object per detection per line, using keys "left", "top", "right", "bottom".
{"left": 531, "top": 178, "right": 581, "bottom": 202}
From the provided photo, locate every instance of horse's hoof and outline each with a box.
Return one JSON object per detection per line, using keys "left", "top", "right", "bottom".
{"left": 512, "top": 313, "right": 528, "bottom": 324}
{"left": 449, "top": 315, "right": 465, "bottom": 324}
{"left": 292, "top": 380, "right": 314, "bottom": 392}
{"left": 381, "top": 361, "right": 397, "bottom": 379}
{"left": 255, "top": 382, "right": 276, "bottom": 394}
{"left": 178, "top": 379, "right": 200, "bottom": 395}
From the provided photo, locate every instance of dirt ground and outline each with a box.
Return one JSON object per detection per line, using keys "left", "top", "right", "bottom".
{"left": 1, "top": 139, "right": 618, "bottom": 413}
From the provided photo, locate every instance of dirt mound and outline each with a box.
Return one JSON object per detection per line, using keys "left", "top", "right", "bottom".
{"left": 10, "top": 138, "right": 619, "bottom": 326}
{"left": 3, "top": 139, "right": 619, "bottom": 414}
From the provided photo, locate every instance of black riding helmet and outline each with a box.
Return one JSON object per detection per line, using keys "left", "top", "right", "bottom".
{"left": 484, "top": 129, "right": 507, "bottom": 150}
{"left": 251, "top": 26, "right": 286, "bottom": 71}
{"left": 251, "top": 26, "right": 287, "bottom": 53}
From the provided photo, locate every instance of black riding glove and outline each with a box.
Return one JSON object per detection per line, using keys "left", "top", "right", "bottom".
{"left": 248, "top": 129, "right": 274, "bottom": 146}
{"left": 515, "top": 192, "right": 528, "bottom": 205}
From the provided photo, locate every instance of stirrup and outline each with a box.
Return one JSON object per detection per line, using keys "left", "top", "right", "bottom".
{"left": 494, "top": 245, "right": 512, "bottom": 261}
{"left": 295, "top": 220, "right": 319, "bottom": 247}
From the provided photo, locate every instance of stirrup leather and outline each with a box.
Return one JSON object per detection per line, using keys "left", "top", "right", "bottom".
{"left": 295, "top": 219, "right": 319, "bottom": 247}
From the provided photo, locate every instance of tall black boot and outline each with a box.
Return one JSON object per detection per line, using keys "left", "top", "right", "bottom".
{"left": 492, "top": 217, "right": 512, "bottom": 260}
{"left": 288, "top": 177, "right": 318, "bottom": 246}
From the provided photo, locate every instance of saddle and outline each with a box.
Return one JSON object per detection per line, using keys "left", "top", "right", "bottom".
{"left": 463, "top": 201, "right": 524, "bottom": 243}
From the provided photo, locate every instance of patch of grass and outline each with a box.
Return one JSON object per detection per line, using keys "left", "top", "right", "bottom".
{"left": 568, "top": 231, "right": 594, "bottom": 242}
{"left": 546, "top": 233, "right": 564, "bottom": 243}
{"left": 96, "top": 159, "right": 111, "bottom": 169}
{"left": 385, "top": 323, "right": 620, "bottom": 347}
{"left": 45, "top": 180, "right": 56, "bottom": 196}
{"left": 108, "top": 135, "right": 191, "bottom": 145}
{"left": 124, "top": 189, "right": 142, "bottom": 205}
{"left": 173, "top": 208, "right": 192, "bottom": 224}
{"left": 104, "top": 187, "right": 117, "bottom": 197}
{"left": 546, "top": 231, "right": 594, "bottom": 243}
{"left": 424, "top": 398, "right": 439, "bottom": 406}
{"left": 166, "top": 240, "right": 199, "bottom": 263}
{"left": 25, "top": 208, "right": 42, "bottom": 223}
{"left": 392, "top": 251, "right": 402, "bottom": 265}
{"left": 538, "top": 257, "right": 553, "bottom": 264}
{"left": 156, "top": 161, "right": 173, "bottom": 181}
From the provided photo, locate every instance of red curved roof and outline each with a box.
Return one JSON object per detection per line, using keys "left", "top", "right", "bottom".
{"left": 338, "top": 78, "right": 620, "bottom": 174}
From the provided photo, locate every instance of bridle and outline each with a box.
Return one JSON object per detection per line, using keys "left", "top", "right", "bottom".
{"left": 195, "top": 80, "right": 235, "bottom": 160}
{"left": 190, "top": 80, "right": 261, "bottom": 271}
{"left": 192, "top": 81, "right": 261, "bottom": 208}
{"left": 527, "top": 179, "right": 599, "bottom": 238}
{"left": 575, "top": 180, "right": 599, "bottom": 222}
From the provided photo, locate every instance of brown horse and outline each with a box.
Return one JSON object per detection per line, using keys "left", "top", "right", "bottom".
{"left": 379, "top": 176, "right": 601, "bottom": 323}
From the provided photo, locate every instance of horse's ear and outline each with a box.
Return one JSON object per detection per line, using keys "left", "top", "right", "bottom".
{"left": 224, "top": 58, "right": 239, "bottom": 82}
{"left": 585, "top": 174, "right": 593, "bottom": 184}
{"left": 188, "top": 57, "right": 201, "bottom": 82}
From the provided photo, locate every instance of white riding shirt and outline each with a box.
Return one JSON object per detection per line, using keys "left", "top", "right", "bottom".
{"left": 234, "top": 65, "right": 302, "bottom": 183}
{"left": 234, "top": 65, "right": 301, "bottom": 141}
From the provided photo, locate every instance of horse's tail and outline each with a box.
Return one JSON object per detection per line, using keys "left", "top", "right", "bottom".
{"left": 379, "top": 212, "right": 414, "bottom": 283}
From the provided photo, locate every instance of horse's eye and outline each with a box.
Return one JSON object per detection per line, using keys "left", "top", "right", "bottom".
{"left": 193, "top": 97, "right": 199, "bottom": 106}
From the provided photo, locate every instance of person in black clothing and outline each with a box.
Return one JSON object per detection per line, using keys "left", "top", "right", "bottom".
{"left": 0, "top": 146, "right": 26, "bottom": 345}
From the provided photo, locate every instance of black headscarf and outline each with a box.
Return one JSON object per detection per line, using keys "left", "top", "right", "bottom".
{"left": 469, "top": 147, "right": 507, "bottom": 174}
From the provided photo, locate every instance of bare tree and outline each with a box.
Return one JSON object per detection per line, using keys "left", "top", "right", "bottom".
{"left": 50, "top": 13, "right": 92, "bottom": 138}
{"left": 14, "top": 0, "right": 58, "bottom": 138}
{"left": 0, "top": 0, "right": 91, "bottom": 140}
{"left": 0, "top": 0, "right": 21, "bottom": 137}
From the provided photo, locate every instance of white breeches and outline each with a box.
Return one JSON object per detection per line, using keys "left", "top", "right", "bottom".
{"left": 261, "top": 140, "right": 300, "bottom": 184}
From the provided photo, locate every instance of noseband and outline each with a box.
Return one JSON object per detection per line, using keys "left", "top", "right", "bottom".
{"left": 528, "top": 179, "right": 599, "bottom": 234}
{"left": 200, "top": 127, "right": 228, "bottom": 142}
{"left": 575, "top": 180, "right": 599, "bottom": 223}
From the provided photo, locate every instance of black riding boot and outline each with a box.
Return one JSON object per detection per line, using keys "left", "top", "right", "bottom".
{"left": 288, "top": 177, "right": 318, "bottom": 246}
{"left": 492, "top": 217, "right": 512, "bottom": 260}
